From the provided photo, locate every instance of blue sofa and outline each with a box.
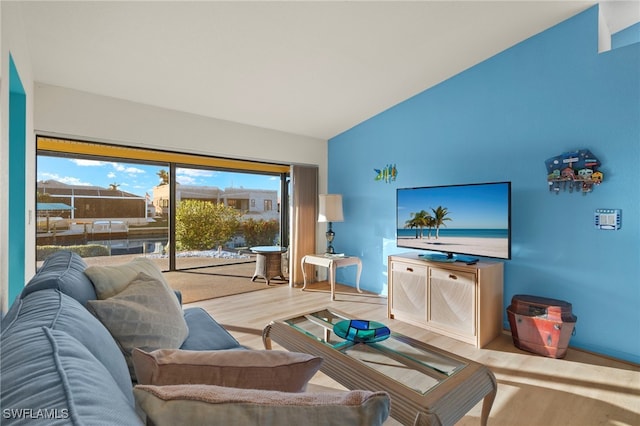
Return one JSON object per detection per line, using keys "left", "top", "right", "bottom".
{"left": 0, "top": 251, "right": 244, "bottom": 425}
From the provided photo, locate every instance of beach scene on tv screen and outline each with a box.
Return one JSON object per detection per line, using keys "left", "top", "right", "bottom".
{"left": 397, "top": 183, "right": 510, "bottom": 259}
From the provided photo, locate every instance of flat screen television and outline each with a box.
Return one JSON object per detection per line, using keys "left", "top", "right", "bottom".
{"left": 396, "top": 181, "right": 511, "bottom": 262}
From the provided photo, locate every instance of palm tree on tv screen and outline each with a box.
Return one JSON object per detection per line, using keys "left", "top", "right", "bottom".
{"left": 406, "top": 210, "right": 433, "bottom": 239}
{"left": 431, "top": 206, "right": 452, "bottom": 239}
{"left": 405, "top": 217, "right": 419, "bottom": 238}
{"left": 425, "top": 216, "right": 437, "bottom": 239}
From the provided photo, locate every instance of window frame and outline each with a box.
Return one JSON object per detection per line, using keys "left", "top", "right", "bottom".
{"left": 36, "top": 136, "right": 290, "bottom": 271}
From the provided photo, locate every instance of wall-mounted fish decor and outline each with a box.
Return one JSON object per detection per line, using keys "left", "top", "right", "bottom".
{"left": 374, "top": 164, "right": 397, "bottom": 183}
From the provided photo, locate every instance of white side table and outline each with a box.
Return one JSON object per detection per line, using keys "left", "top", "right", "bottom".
{"left": 301, "top": 254, "right": 362, "bottom": 300}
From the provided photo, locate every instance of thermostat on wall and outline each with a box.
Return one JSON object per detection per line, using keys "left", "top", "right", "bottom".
{"left": 594, "top": 209, "right": 621, "bottom": 230}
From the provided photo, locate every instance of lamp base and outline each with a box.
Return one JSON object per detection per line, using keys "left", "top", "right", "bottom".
{"left": 325, "top": 223, "right": 335, "bottom": 254}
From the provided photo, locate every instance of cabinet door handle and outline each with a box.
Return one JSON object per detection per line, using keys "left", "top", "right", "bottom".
{"left": 406, "top": 267, "right": 414, "bottom": 272}
{"left": 449, "top": 274, "right": 458, "bottom": 280}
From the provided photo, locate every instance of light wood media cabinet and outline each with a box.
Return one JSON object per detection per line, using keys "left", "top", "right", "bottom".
{"left": 388, "top": 253, "right": 503, "bottom": 348}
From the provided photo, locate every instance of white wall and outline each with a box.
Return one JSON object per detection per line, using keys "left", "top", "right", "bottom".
{"left": 34, "top": 83, "right": 329, "bottom": 257}
{"left": 1, "top": 2, "right": 36, "bottom": 313}
{"left": 35, "top": 84, "right": 327, "bottom": 171}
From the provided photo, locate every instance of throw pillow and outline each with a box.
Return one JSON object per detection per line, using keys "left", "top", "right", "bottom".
{"left": 86, "top": 272, "right": 189, "bottom": 379}
{"left": 132, "top": 348, "right": 323, "bottom": 392}
{"left": 2, "top": 289, "right": 133, "bottom": 404}
{"left": 134, "top": 384, "right": 390, "bottom": 426}
{"left": 1, "top": 327, "right": 142, "bottom": 425}
{"left": 84, "top": 257, "right": 173, "bottom": 300}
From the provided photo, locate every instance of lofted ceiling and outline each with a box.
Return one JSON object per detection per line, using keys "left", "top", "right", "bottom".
{"left": 18, "top": 1, "right": 637, "bottom": 140}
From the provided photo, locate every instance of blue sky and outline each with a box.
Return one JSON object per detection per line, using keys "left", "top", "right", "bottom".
{"left": 396, "top": 182, "right": 510, "bottom": 229}
{"left": 37, "top": 155, "right": 281, "bottom": 198}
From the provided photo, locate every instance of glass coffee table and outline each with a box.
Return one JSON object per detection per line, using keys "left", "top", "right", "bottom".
{"left": 263, "top": 308, "right": 496, "bottom": 426}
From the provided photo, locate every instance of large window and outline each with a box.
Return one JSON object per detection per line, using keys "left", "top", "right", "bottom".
{"left": 36, "top": 153, "right": 171, "bottom": 271}
{"left": 36, "top": 137, "right": 290, "bottom": 273}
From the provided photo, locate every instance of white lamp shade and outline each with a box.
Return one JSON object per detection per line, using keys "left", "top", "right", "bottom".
{"left": 318, "top": 194, "right": 344, "bottom": 223}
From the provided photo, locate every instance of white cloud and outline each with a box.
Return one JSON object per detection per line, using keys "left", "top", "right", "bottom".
{"left": 108, "top": 162, "right": 145, "bottom": 175}
{"left": 68, "top": 158, "right": 142, "bottom": 174}
{"left": 124, "top": 167, "right": 145, "bottom": 175}
{"left": 111, "top": 162, "right": 126, "bottom": 172}
{"left": 176, "top": 175, "right": 197, "bottom": 185}
{"left": 107, "top": 172, "right": 116, "bottom": 178}
{"left": 70, "top": 159, "right": 106, "bottom": 167}
{"left": 39, "top": 172, "right": 92, "bottom": 186}
{"left": 177, "top": 168, "right": 215, "bottom": 177}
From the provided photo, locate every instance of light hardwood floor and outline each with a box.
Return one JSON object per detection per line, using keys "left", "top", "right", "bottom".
{"left": 188, "top": 283, "right": 640, "bottom": 426}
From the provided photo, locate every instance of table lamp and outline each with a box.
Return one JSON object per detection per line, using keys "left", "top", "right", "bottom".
{"left": 318, "top": 194, "right": 344, "bottom": 254}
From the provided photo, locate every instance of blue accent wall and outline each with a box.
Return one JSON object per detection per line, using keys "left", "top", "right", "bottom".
{"left": 328, "top": 7, "right": 640, "bottom": 363}
{"left": 9, "top": 54, "right": 27, "bottom": 305}
{"left": 612, "top": 22, "right": 640, "bottom": 50}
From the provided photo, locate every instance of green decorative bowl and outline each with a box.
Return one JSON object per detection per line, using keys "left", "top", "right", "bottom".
{"left": 333, "top": 319, "right": 391, "bottom": 343}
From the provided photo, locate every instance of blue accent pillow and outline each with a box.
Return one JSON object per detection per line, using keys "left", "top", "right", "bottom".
{"left": 21, "top": 251, "right": 97, "bottom": 306}
{"left": 1, "top": 289, "right": 133, "bottom": 403}
{"left": 180, "top": 307, "right": 244, "bottom": 351}
{"left": 0, "top": 327, "right": 142, "bottom": 425}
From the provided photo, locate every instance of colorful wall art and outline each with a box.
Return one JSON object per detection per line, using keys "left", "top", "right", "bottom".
{"left": 374, "top": 164, "right": 397, "bottom": 183}
{"left": 545, "top": 149, "right": 603, "bottom": 194}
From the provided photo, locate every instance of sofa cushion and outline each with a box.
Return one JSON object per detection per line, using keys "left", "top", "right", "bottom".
{"left": 86, "top": 272, "right": 189, "bottom": 379}
{"left": 1, "top": 327, "right": 142, "bottom": 425}
{"left": 84, "top": 257, "right": 173, "bottom": 300}
{"left": 21, "top": 250, "right": 97, "bottom": 306}
{"left": 132, "top": 348, "right": 323, "bottom": 392}
{"left": 134, "top": 384, "right": 390, "bottom": 426}
{"left": 0, "top": 289, "right": 133, "bottom": 404}
{"left": 180, "top": 307, "right": 244, "bottom": 351}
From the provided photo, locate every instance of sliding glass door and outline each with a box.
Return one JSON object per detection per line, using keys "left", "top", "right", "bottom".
{"left": 36, "top": 153, "right": 171, "bottom": 271}
{"left": 172, "top": 166, "right": 283, "bottom": 270}
{"left": 35, "top": 137, "right": 290, "bottom": 275}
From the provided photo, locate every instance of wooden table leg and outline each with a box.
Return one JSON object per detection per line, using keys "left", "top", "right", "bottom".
{"left": 262, "top": 323, "right": 273, "bottom": 350}
{"left": 354, "top": 259, "right": 363, "bottom": 293}
{"left": 301, "top": 256, "right": 309, "bottom": 291}
{"left": 480, "top": 375, "right": 497, "bottom": 426}
{"left": 329, "top": 263, "right": 336, "bottom": 300}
